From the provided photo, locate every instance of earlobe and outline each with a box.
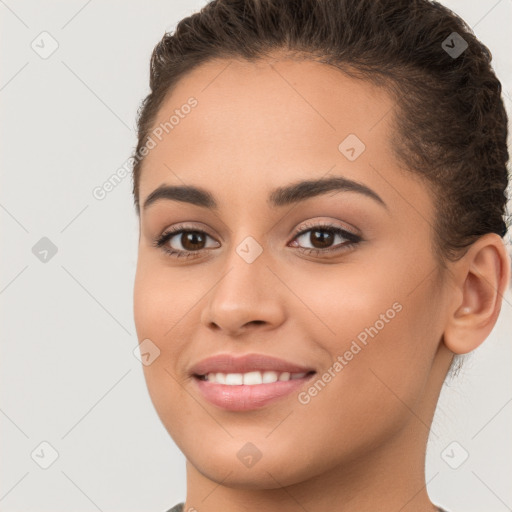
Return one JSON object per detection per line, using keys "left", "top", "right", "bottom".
{"left": 443, "top": 233, "right": 510, "bottom": 355}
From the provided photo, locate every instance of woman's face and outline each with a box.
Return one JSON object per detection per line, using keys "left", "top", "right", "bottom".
{"left": 133, "top": 57, "right": 455, "bottom": 487}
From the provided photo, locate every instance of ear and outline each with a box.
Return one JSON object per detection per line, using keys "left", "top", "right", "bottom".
{"left": 443, "top": 233, "right": 511, "bottom": 355}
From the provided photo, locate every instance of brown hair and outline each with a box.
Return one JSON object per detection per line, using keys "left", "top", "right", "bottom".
{"left": 131, "top": 0, "right": 509, "bottom": 266}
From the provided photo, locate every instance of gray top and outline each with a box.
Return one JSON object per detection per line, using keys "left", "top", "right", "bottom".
{"left": 165, "top": 502, "right": 450, "bottom": 511}
{"left": 165, "top": 504, "right": 184, "bottom": 512}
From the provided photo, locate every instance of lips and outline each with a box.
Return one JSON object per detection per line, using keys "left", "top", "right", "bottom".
{"left": 189, "top": 353, "right": 316, "bottom": 377}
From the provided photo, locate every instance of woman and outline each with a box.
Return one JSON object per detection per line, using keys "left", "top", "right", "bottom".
{"left": 130, "top": 0, "right": 510, "bottom": 511}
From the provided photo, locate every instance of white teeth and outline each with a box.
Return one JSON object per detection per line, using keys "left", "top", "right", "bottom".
{"left": 262, "top": 371, "right": 279, "bottom": 383}
{"left": 204, "top": 370, "right": 310, "bottom": 385}
{"left": 225, "top": 373, "right": 243, "bottom": 385}
{"left": 243, "top": 371, "right": 263, "bottom": 385}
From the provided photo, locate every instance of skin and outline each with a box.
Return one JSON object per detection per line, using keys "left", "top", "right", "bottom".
{"left": 133, "top": 56, "right": 510, "bottom": 512}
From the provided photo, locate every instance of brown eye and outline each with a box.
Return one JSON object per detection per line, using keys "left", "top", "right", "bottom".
{"left": 179, "top": 231, "right": 208, "bottom": 251}
{"left": 153, "top": 222, "right": 361, "bottom": 260}
{"left": 153, "top": 225, "right": 220, "bottom": 259}
{"left": 162, "top": 229, "right": 219, "bottom": 253}
{"left": 304, "top": 228, "right": 336, "bottom": 249}
{"left": 290, "top": 224, "right": 362, "bottom": 257}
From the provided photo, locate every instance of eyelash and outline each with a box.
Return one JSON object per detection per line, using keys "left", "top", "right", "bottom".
{"left": 152, "top": 221, "right": 362, "bottom": 260}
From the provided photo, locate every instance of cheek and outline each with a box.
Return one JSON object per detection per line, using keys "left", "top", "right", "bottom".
{"left": 303, "top": 261, "right": 438, "bottom": 406}
{"left": 286, "top": 296, "right": 435, "bottom": 469}
{"left": 133, "top": 264, "right": 193, "bottom": 443}
{"left": 133, "top": 275, "right": 165, "bottom": 340}
{"left": 133, "top": 258, "right": 203, "bottom": 406}
{"left": 133, "top": 259, "right": 195, "bottom": 340}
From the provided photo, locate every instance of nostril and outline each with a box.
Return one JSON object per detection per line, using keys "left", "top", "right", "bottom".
{"left": 247, "top": 320, "right": 265, "bottom": 327}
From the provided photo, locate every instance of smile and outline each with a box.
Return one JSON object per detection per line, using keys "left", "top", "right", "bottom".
{"left": 193, "top": 371, "right": 316, "bottom": 411}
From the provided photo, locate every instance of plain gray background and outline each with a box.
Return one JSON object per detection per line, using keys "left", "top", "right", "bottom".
{"left": 1, "top": 1, "right": 511, "bottom": 511}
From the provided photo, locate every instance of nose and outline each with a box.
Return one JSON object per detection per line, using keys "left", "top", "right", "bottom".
{"left": 200, "top": 243, "right": 286, "bottom": 337}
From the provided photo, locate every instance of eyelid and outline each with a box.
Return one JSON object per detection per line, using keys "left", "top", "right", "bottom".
{"left": 291, "top": 218, "right": 361, "bottom": 239}
{"left": 159, "top": 221, "right": 219, "bottom": 240}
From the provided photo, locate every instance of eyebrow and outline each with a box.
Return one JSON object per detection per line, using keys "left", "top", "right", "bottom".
{"left": 142, "top": 175, "right": 387, "bottom": 211}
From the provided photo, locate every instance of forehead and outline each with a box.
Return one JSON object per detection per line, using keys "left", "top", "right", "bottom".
{"left": 138, "top": 57, "right": 408, "bottom": 210}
